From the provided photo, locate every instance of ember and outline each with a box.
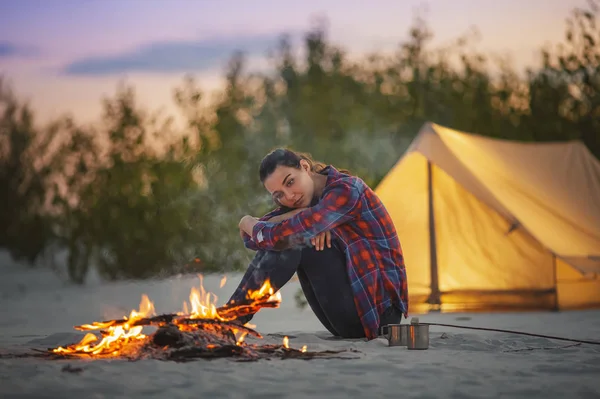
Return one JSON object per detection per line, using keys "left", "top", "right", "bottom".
{"left": 44, "top": 276, "right": 354, "bottom": 362}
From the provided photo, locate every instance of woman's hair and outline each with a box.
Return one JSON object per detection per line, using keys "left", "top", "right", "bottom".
{"left": 259, "top": 148, "right": 349, "bottom": 183}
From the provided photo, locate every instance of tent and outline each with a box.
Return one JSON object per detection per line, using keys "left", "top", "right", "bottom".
{"left": 375, "top": 122, "right": 600, "bottom": 313}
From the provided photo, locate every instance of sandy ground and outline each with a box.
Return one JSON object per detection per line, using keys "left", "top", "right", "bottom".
{"left": 1, "top": 265, "right": 600, "bottom": 399}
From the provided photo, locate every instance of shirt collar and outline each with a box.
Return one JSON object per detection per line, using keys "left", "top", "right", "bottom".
{"left": 310, "top": 165, "right": 341, "bottom": 205}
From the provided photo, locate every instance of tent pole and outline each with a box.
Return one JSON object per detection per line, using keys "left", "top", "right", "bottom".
{"left": 552, "top": 253, "right": 559, "bottom": 311}
{"left": 427, "top": 160, "right": 441, "bottom": 306}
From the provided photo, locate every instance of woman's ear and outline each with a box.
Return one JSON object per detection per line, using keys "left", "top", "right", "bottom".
{"left": 300, "top": 159, "right": 312, "bottom": 172}
{"left": 299, "top": 159, "right": 310, "bottom": 172}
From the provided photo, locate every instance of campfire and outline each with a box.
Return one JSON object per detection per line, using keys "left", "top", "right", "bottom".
{"left": 43, "top": 276, "right": 353, "bottom": 362}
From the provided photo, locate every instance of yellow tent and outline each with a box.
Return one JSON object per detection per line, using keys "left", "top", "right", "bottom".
{"left": 375, "top": 122, "right": 600, "bottom": 313}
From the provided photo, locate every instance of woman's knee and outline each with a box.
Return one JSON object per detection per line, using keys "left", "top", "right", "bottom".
{"left": 299, "top": 245, "right": 344, "bottom": 268}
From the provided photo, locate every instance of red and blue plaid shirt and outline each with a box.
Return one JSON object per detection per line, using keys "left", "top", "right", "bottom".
{"left": 243, "top": 166, "right": 408, "bottom": 339}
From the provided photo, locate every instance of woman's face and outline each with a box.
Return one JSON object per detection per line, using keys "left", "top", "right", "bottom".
{"left": 263, "top": 160, "right": 314, "bottom": 208}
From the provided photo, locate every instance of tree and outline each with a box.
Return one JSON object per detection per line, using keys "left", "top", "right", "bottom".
{"left": 58, "top": 84, "right": 204, "bottom": 283}
{"left": 0, "top": 78, "right": 55, "bottom": 264}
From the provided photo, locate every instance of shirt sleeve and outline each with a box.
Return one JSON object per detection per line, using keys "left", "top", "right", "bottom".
{"left": 250, "top": 177, "right": 363, "bottom": 250}
{"left": 241, "top": 207, "right": 287, "bottom": 251}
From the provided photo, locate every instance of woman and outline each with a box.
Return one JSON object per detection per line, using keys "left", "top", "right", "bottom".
{"left": 229, "top": 148, "right": 408, "bottom": 340}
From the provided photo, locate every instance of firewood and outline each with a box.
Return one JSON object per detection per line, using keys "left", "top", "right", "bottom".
{"left": 176, "top": 318, "right": 261, "bottom": 337}
{"left": 25, "top": 283, "right": 361, "bottom": 362}
{"left": 74, "top": 298, "right": 277, "bottom": 332}
{"left": 152, "top": 325, "right": 184, "bottom": 347}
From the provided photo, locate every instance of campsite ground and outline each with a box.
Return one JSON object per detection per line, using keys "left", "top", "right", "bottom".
{"left": 1, "top": 266, "right": 599, "bottom": 399}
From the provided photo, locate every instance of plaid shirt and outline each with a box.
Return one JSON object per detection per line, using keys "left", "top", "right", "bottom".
{"left": 243, "top": 166, "right": 408, "bottom": 339}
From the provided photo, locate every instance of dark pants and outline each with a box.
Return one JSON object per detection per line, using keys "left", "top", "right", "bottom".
{"left": 227, "top": 245, "right": 402, "bottom": 338}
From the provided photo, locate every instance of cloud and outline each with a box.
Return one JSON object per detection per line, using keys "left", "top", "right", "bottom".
{"left": 62, "top": 32, "right": 293, "bottom": 76}
{"left": 0, "top": 42, "right": 39, "bottom": 58}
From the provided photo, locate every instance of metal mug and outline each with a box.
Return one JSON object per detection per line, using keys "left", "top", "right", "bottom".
{"left": 407, "top": 317, "right": 429, "bottom": 350}
{"left": 379, "top": 323, "right": 408, "bottom": 346}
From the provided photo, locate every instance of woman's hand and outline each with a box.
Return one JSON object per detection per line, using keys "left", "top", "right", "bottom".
{"left": 310, "top": 230, "right": 332, "bottom": 251}
{"left": 238, "top": 215, "right": 259, "bottom": 236}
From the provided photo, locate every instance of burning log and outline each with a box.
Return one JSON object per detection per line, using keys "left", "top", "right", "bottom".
{"left": 75, "top": 299, "right": 279, "bottom": 337}
{"left": 41, "top": 277, "right": 358, "bottom": 362}
{"left": 152, "top": 325, "right": 186, "bottom": 347}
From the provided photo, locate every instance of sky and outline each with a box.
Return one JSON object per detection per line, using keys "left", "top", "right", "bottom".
{"left": 0, "top": 0, "right": 586, "bottom": 126}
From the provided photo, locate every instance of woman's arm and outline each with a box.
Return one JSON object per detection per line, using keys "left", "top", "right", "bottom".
{"left": 264, "top": 208, "right": 305, "bottom": 223}
{"left": 241, "top": 177, "right": 363, "bottom": 250}
{"left": 240, "top": 208, "right": 306, "bottom": 250}
{"left": 240, "top": 207, "right": 303, "bottom": 250}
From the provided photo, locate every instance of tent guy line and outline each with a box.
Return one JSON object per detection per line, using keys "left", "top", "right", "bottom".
{"left": 422, "top": 322, "right": 600, "bottom": 346}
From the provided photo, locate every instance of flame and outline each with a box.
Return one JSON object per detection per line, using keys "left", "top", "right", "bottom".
{"left": 283, "top": 336, "right": 289, "bottom": 348}
{"left": 183, "top": 275, "right": 227, "bottom": 320}
{"left": 50, "top": 276, "right": 283, "bottom": 357}
{"left": 129, "top": 295, "right": 156, "bottom": 319}
{"left": 220, "top": 276, "right": 227, "bottom": 288}
{"left": 236, "top": 332, "right": 247, "bottom": 346}
{"left": 53, "top": 295, "right": 155, "bottom": 356}
{"left": 75, "top": 295, "right": 155, "bottom": 331}
{"left": 187, "top": 286, "right": 222, "bottom": 320}
{"left": 301, "top": 345, "right": 307, "bottom": 353}
{"left": 247, "top": 280, "right": 281, "bottom": 303}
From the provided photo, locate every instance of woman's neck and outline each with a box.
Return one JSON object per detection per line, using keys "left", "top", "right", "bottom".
{"left": 312, "top": 172, "right": 328, "bottom": 198}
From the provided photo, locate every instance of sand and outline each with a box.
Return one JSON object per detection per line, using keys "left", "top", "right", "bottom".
{"left": 1, "top": 265, "right": 600, "bottom": 399}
